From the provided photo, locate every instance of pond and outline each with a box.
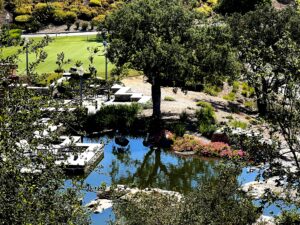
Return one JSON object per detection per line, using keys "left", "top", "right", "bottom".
{"left": 66, "top": 136, "right": 288, "bottom": 225}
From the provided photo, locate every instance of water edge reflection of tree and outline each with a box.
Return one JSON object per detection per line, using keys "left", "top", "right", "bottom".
{"left": 111, "top": 163, "right": 259, "bottom": 225}
{"left": 109, "top": 147, "right": 218, "bottom": 194}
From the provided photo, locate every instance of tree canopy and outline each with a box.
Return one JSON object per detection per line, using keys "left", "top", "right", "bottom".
{"left": 106, "top": 0, "right": 239, "bottom": 117}
{"left": 228, "top": 5, "right": 300, "bottom": 115}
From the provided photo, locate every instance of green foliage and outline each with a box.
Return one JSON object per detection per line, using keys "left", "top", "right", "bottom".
{"left": 241, "top": 82, "right": 255, "bottom": 98}
{"left": 164, "top": 96, "right": 175, "bottom": 101}
{"left": 89, "top": 0, "right": 101, "bottom": 7}
{"left": 244, "top": 100, "right": 254, "bottom": 109}
{"left": 172, "top": 123, "right": 186, "bottom": 137}
{"left": 141, "top": 100, "right": 153, "bottom": 110}
{"left": 8, "top": 29, "right": 22, "bottom": 43}
{"left": 229, "top": 120, "right": 248, "bottom": 129}
{"left": 112, "top": 164, "right": 259, "bottom": 225}
{"left": 53, "top": 10, "right": 77, "bottom": 25}
{"left": 194, "top": 0, "right": 219, "bottom": 16}
{"left": 15, "top": 5, "right": 32, "bottom": 15}
{"left": 55, "top": 52, "right": 71, "bottom": 73}
{"left": 92, "top": 14, "right": 106, "bottom": 26}
{"left": 106, "top": 0, "right": 239, "bottom": 117}
{"left": 86, "top": 104, "right": 141, "bottom": 131}
{"left": 195, "top": 102, "right": 216, "bottom": 136}
{"left": 78, "top": 6, "right": 97, "bottom": 20}
{"left": 106, "top": 0, "right": 198, "bottom": 117}
{"left": 196, "top": 101, "right": 212, "bottom": 108}
{"left": 232, "top": 81, "right": 240, "bottom": 93}
{"left": 15, "top": 14, "right": 32, "bottom": 23}
{"left": 223, "top": 91, "right": 236, "bottom": 101}
{"left": 203, "top": 84, "right": 222, "bottom": 96}
{"left": 276, "top": 210, "right": 300, "bottom": 225}
{"left": 50, "top": 2, "right": 64, "bottom": 9}
{"left": 0, "top": 36, "right": 89, "bottom": 224}
{"left": 38, "top": 73, "right": 62, "bottom": 86}
{"left": 229, "top": 6, "right": 300, "bottom": 115}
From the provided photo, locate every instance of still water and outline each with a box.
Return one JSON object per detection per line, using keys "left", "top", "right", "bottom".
{"left": 66, "top": 136, "right": 288, "bottom": 225}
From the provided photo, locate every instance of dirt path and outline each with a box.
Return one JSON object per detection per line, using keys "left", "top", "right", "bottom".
{"left": 122, "top": 76, "right": 252, "bottom": 123}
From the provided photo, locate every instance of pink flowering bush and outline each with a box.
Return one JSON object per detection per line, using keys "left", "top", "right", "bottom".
{"left": 171, "top": 135, "right": 206, "bottom": 152}
{"left": 171, "top": 135, "right": 247, "bottom": 159}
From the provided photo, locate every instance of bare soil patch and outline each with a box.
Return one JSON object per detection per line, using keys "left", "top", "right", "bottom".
{"left": 122, "top": 76, "right": 253, "bottom": 124}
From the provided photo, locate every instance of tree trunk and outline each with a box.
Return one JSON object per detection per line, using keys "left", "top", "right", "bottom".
{"left": 256, "top": 79, "right": 269, "bottom": 117}
{"left": 151, "top": 76, "right": 161, "bottom": 118}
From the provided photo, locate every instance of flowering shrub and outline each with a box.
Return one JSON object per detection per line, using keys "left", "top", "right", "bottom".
{"left": 171, "top": 135, "right": 247, "bottom": 159}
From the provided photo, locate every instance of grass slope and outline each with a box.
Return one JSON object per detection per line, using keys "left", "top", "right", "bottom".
{"left": 2, "top": 35, "right": 113, "bottom": 78}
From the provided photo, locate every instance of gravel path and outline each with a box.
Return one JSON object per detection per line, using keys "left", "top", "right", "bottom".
{"left": 122, "top": 76, "right": 251, "bottom": 123}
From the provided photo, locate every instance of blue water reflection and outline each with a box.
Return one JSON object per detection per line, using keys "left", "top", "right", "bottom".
{"left": 67, "top": 136, "right": 290, "bottom": 224}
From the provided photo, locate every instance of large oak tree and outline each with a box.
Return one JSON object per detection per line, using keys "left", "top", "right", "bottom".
{"left": 106, "top": 0, "right": 239, "bottom": 118}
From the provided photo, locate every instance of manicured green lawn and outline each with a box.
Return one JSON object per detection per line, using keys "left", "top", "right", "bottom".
{"left": 2, "top": 35, "right": 113, "bottom": 78}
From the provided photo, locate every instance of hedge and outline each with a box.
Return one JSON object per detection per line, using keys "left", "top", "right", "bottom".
{"left": 89, "top": 0, "right": 102, "bottom": 7}
{"left": 53, "top": 10, "right": 77, "bottom": 24}
{"left": 9, "top": 29, "right": 22, "bottom": 40}
{"left": 15, "top": 5, "right": 32, "bottom": 15}
{"left": 92, "top": 14, "right": 106, "bottom": 26}
{"left": 15, "top": 15, "right": 32, "bottom": 23}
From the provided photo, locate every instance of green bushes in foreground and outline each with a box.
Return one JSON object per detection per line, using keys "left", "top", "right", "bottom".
{"left": 196, "top": 101, "right": 217, "bottom": 136}
{"left": 87, "top": 104, "right": 141, "bottom": 132}
{"left": 112, "top": 164, "right": 259, "bottom": 225}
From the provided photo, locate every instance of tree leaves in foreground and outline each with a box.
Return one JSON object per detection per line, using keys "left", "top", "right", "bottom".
{"left": 0, "top": 37, "right": 89, "bottom": 224}
{"left": 112, "top": 164, "right": 259, "bottom": 225}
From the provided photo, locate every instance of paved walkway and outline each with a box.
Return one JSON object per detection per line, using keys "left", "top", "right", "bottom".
{"left": 22, "top": 31, "right": 98, "bottom": 38}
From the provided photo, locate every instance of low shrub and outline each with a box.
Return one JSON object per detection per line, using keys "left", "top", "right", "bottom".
{"left": 9, "top": 29, "right": 22, "bottom": 41}
{"left": 244, "top": 100, "right": 255, "bottom": 109}
{"left": 241, "top": 82, "right": 255, "bottom": 98}
{"left": 50, "top": 2, "right": 64, "bottom": 9}
{"left": 196, "top": 101, "right": 212, "bottom": 108}
{"left": 78, "top": 6, "right": 97, "bottom": 20}
{"left": 86, "top": 104, "right": 141, "bottom": 131}
{"left": 141, "top": 101, "right": 153, "bottom": 109}
{"left": 228, "top": 129, "right": 279, "bottom": 163}
{"left": 195, "top": 4, "right": 213, "bottom": 15}
{"left": 223, "top": 91, "right": 236, "bottom": 101}
{"left": 53, "top": 10, "right": 77, "bottom": 25}
{"left": 89, "top": 0, "right": 101, "bottom": 7}
{"left": 232, "top": 81, "right": 240, "bottom": 93}
{"left": 172, "top": 123, "right": 186, "bottom": 137}
{"left": 92, "top": 14, "right": 106, "bottom": 26}
{"left": 15, "top": 5, "right": 32, "bottom": 15}
{"left": 199, "top": 123, "right": 217, "bottom": 135}
{"left": 229, "top": 120, "right": 248, "bottom": 129}
{"left": 179, "top": 110, "right": 188, "bottom": 122}
{"left": 39, "top": 73, "right": 62, "bottom": 86}
{"left": 164, "top": 96, "right": 175, "bottom": 101}
{"left": 203, "top": 84, "right": 222, "bottom": 96}
{"left": 195, "top": 102, "right": 216, "bottom": 136}
{"left": 32, "top": 3, "right": 54, "bottom": 24}
{"left": 15, "top": 15, "right": 32, "bottom": 23}
{"left": 171, "top": 135, "right": 247, "bottom": 159}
